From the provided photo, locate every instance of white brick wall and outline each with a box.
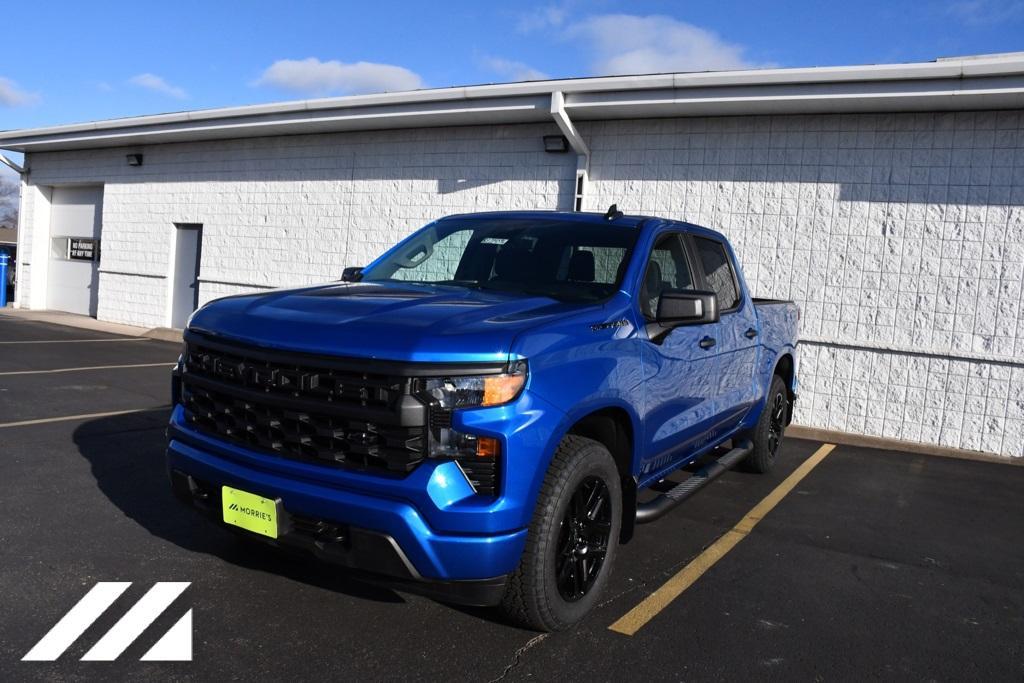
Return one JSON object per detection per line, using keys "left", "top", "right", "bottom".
{"left": 22, "top": 124, "right": 575, "bottom": 327}
{"left": 17, "top": 111, "right": 1024, "bottom": 457}
{"left": 581, "top": 111, "right": 1024, "bottom": 458}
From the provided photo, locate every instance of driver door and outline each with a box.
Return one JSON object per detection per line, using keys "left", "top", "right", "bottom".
{"left": 637, "top": 232, "right": 719, "bottom": 477}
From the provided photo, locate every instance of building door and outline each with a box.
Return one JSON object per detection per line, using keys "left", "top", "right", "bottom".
{"left": 46, "top": 186, "right": 103, "bottom": 317}
{"left": 171, "top": 223, "right": 202, "bottom": 329}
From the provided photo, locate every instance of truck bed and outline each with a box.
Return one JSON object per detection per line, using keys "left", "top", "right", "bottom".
{"left": 753, "top": 298, "right": 799, "bottom": 375}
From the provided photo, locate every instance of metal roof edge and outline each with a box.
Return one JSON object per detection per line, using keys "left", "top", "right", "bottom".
{"left": 2, "top": 53, "right": 1023, "bottom": 151}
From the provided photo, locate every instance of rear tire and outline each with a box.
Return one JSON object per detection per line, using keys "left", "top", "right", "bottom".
{"left": 500, "top": 435, "right": 621, "bottom": 632}
{"left": 742, "top": 374, "right": 789, "bottom": 474}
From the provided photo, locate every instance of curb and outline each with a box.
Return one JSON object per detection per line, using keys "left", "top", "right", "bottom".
{"left": 787, "top": 425, "right": 1021, "bottom": 466}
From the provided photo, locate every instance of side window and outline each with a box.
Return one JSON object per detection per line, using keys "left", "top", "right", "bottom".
{"left": 389, "top": 229, "right": 472, "bottom": 282}
{"left": 692, "top": 236, "right": 740, "bottom": 310}
{"left": 640, "top": 234, "right": 695, "bottom": 319}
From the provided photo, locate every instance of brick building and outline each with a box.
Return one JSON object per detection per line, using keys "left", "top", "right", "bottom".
{"left": 1, "top": 53, "right": 1022, "bottom": 458}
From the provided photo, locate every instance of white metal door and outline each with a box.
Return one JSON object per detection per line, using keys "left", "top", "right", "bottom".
{"left": 46, "top": 186, "right": 103, "bottom": 316}
{"left": 171, "top": 224, "right": 202, "bottom": 329}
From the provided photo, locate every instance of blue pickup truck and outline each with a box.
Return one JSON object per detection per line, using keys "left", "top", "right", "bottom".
{"left": 167, "top": 208, "right": 798, "bottom": 630}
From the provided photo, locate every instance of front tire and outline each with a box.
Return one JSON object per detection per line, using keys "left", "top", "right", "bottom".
{"left": 500, "top": 435, "right": 621, "bottom": 631}
{"left": 742, "top": 374, "right": 789, "bottom": 474}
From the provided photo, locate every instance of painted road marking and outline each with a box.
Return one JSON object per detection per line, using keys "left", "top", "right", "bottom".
{"left": 0, "top": 406, "right": 170, "bottom": 429}
{"left": 609, "top": 443, "right": 837, "bottom": 636}
{"left": 0, "top": 362, "right": 175, "bottom": 377}
{"left": 0, "top": 338, "right": 149, "bottom": 344}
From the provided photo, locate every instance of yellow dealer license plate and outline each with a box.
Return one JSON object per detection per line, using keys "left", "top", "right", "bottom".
{"left": 222, "top": 486, "right": 280, "bottom": 538}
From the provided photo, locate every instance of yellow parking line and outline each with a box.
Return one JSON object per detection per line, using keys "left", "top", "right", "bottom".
{"left": 609, "top": 443, "right": 837, "bottom": 636}
{"left": 0, "top": 338, "right": 149, "bottom": 344}
{"left": 0, "top": 362, "right": 175, "bottom": 377}
{"left": 0, "top": 407, "right": 170, "bottom": 429}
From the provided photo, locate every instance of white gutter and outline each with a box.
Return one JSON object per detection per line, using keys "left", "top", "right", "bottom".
{"left": 0, "top": 53, "right": 1023, "bottom": 153}
{"left": 0, "top": 153, "right": 25, "bottom": 174}
{"left": 550, "top": 91, "right": 590, "bottom": 211}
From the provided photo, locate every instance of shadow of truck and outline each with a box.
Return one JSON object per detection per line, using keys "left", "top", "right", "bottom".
{"left": 71, "top": 409, "right": 403, "bottom": 604}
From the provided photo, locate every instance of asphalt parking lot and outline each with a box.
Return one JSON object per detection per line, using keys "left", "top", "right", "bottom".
{"left": 1, "top": 314, "right": 1022, "bottom": 681}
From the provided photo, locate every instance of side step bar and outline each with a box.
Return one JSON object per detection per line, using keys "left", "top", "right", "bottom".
{"left": 635, "top": 439, "right": 753, "bottom": 524}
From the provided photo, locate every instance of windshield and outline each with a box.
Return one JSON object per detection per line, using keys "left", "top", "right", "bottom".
{"left": 361, "top": 218, "right": 638, "bottom": 302}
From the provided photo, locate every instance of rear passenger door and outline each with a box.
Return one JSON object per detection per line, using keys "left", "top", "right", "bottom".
{"left": 686, "top": 234, "right": 760, "bottom": 430}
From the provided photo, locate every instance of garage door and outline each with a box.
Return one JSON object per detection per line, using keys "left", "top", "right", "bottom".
{"left": 46, "top": 186, "right": 103, "bottom": 317}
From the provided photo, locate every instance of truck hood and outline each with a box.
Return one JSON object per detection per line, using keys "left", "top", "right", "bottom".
{"left": 187, "top": 281, "right": 591, "bottom": 363}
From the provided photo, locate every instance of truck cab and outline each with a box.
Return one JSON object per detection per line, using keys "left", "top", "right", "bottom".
{"left": 168, "top": 209, "right": 798, "bottom": 630}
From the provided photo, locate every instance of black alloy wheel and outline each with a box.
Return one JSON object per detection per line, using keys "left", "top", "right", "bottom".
{"left": 555, "top": 476, "right": 612, "bottom": 602}
{"left": 767, "top": 391, "right": 786, "bottom": 457}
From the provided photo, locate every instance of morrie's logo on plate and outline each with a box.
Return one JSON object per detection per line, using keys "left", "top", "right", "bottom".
{"left": 22, "top": 582, "right": 192, "bottom": 662}
{"left": 229, "top": 503, "right": 273, "bottom": 521}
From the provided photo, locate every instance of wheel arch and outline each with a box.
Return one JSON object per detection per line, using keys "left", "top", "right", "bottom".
{"left": 772, "top": 351, "right": 796, "bottom": 425}
{"left": 563, "top": 405, "right": 639, "bottom": 544}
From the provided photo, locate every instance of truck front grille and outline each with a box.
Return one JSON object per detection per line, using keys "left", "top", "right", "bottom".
{"left": 183, "top": 385, "right": 424, "bottom": 472}
{"left": 180, "top": 335, "right": 426, "bottom": 474}
{"left": 184, "top": 340, "right": 404, "bottom": 410}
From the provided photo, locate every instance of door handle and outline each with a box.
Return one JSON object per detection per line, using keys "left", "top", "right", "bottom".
{"left": 699, "top": 336, "right": 716, "bottom": 349}
{"left": 745, "top": 327, "right": 758, "bottom": 339}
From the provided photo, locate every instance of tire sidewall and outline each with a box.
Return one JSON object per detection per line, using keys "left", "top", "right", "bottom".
{"left": 539, "top": 443, "right": 622, "bottom": 627}
{"left": 754, "top": 375, "right": 788, "bottom": 467}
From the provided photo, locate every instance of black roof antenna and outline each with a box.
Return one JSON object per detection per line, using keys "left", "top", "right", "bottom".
{"left": 604, "top": 204, "right": 624, "bottom": 221}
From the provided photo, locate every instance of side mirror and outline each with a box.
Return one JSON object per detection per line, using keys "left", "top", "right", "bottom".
{"left": 656, "top": 289, "right": 719, "bottom": 326}
{"left": 341, "top": 267, "right": 363, "bottom": 282}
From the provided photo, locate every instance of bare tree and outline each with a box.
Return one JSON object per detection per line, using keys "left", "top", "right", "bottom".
{"left": 0, "top": 175, "right": 18, "bottom": 229}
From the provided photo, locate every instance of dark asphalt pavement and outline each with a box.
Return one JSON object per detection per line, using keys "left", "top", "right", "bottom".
{"left": 1, "top": 316, "right": 1022, "bottom": 681}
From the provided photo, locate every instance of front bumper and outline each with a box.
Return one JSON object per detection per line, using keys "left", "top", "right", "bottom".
{"left": 165, "top": 392, "right": 563, "bottom": 596}
{"left": 169, "top": 467, "right": 508, "bottom": 606}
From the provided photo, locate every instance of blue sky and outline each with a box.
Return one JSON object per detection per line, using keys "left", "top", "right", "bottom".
{"left": 0, "top": 0, "right": 1022, "bottom": 140}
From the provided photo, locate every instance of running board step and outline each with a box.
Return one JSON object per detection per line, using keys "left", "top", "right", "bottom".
{"left": 635, "top": 440, "right": 753, "bottom": 524}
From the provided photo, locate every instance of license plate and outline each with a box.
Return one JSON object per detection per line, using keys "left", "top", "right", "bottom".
{"left": 222, "top": 486, "right": 280, "bottom": 538}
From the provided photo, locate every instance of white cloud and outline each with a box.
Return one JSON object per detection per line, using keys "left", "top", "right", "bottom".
{"left": 947, "top": 0, "right": 1024, "bottom": 25}
{"left": 256, "top": 58, "right": 424, "bottom": 96}
{"left": 517, "top": 4, "right": 568, "bottom": 33}
{"left": 128, "top": 73, "right": 188, "bottom": 99}
{"left": 568, "top": 14, "right": 771, "bottom": 75}
{"left": 480, "top": 56, "right": 549, "bottom": 82}
{"left": 0, "top": 77, "right": 38, "bottom": 107}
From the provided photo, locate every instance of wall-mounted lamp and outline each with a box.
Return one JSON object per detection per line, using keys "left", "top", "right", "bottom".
{"left": 126, "top": 154, "right": 144, "bottom": 167}
{"left": 543, "top": 135, "right": 569, "bottom": 153}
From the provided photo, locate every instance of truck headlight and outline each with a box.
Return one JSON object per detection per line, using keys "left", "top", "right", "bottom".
{"left": 415, "top": 361, "right": 525, "bottom": 496}
{"left": 417, "top": 360, "right": 527, "bottom": 409}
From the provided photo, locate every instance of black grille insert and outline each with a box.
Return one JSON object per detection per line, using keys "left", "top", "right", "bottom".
{"left": 181, "top": 337, "right": 426, "bottom": 473}
{"left": 183, "top": 384, "right": 424, "bottom": 472}
{"left": 184, "top": 341, "right": 405, "bottom": 411}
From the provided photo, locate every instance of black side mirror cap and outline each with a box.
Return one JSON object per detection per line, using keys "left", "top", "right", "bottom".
{"left": 656, "top": 289, "right": 719, "bottom": 326}
{"left": 341, "top": 267, "right": 363, "bottom": 282}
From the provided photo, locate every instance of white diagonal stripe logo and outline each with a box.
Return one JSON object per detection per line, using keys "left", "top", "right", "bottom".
{"left": 22, "top": 582, "right": 192, "bottom": 662}
{"left": 22, "top": 582, "right": 131, "bottom": 661}
{"left": 140, "top": 609, "right": 192, "bottom": 661}
{"left": 81, "top": 582, "right": 191, "bottom": 661}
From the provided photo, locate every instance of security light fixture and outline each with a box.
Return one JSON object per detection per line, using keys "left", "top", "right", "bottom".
{"left": 126, "top": 154, "right": 144, "bottom": 167}
{"left": 543, "top": 135, "right": 569, "bottom": 153}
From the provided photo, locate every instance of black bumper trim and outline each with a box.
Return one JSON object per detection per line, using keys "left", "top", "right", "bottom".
{"left": 169, "top": 468, "right": 507, "bottom": 607}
